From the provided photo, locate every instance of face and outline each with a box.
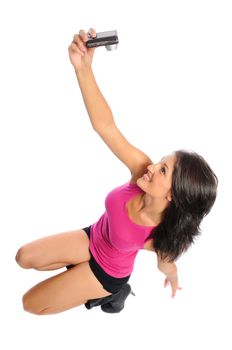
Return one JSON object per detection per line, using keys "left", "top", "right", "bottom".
{"left": 136, "top": 154, "right": 176, "bottom": 202}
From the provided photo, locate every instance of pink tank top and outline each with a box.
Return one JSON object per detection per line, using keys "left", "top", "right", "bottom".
{"left": 89, "top": 182, "right": 155, "bottom": 278}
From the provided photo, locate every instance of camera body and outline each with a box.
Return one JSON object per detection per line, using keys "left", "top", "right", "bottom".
{"left": 86, "top": 30, "right": 119, "bottom": 51}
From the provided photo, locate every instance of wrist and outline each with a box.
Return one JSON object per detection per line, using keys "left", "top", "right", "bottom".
{"left": 75, "top": 66, "right": 93, "bottom": 78}
{"left": 165, "top": 267, "right": 178, "bottom": 280}
{"left": 166, "top": 270, "right": 177, "bottom": 278}
{"left": 163, "top": 264, "right": 177, "bottom": 278}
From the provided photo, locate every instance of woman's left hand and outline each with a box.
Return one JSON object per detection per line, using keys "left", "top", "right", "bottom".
{"left": 164, "top": 275, "right": 182, "bottom": 298}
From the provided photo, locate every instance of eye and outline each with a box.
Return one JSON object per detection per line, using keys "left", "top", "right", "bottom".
{"left": 160, "top": 166, "right": 166, "bottom": 175}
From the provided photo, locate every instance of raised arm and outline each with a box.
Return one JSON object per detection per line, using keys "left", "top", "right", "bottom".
{"left": 68, "top": 29, "right": 152, "bottom": 181}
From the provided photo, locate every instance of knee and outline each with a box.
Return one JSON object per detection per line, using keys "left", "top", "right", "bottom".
{"left": 15, "top": 246, "right": 32, "bottom": 269}
{"left": 22, "top": 292, "right": 34, "bottom": 314}
{"left": 22, "top": 292, "right": 45, "bottom": 315}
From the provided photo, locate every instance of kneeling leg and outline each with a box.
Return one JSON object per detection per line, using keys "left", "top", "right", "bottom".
{"left": 22, "top": 262, "right": 111, "bottom": 315}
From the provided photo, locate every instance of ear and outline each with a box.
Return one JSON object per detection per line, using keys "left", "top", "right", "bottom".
{"left": 166, "top": 191, "right": 172, "bottom": 202}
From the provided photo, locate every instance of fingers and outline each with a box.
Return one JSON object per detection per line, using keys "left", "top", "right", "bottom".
{"left": 164, "top": 277, "right": 169, "bottom": 288}
{"left": 171, "top": 286, "right": 182, "bottom": 298}
{"left": 72, "top": 33, "right": 87, "bottom": 54}
{"left": 70, "top": 28, "right": 97, "bottom": 55}
{"left": 87, "top": 28, "right": 97, "bottom": 38}
{"left": 79, "top": 29, "right": 88, "bottom": 43}
{"left": 69, "top": 41, "right": 85, "bottom": 57}
{"left": 79, "top": 28, "right": 96, "bottom": 42}
{"left": 164, "top": 277, "right": 182, "bottom": 298}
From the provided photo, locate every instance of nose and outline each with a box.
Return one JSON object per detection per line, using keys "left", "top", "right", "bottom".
{"left": 147, "top": 164, "right": 155, "bottom": 173}
{"left": 148, "top": 162, "right": 161, "bottom": 173}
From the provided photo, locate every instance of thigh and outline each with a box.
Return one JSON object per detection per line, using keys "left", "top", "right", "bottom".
{"left": 17, "top": 229, "right": 91, "bottom": 268}
{"left": 23, "top": 262, "right": 112, "bottom": 315}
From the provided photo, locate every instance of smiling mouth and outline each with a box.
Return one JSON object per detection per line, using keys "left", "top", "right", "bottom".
{"left": 143, "top": 172, "right": 151, "bottom": 181}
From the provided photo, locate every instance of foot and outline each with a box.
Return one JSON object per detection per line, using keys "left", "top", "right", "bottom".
{"left": 85, "top": 284, "right": 134, "bottom": 312}
{"left": 101, "top": 284, "right": 133, "bottom": 313}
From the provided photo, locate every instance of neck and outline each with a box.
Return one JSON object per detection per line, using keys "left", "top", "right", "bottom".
{"left": 139, "top": 193, "right": 168, "bottom": 226}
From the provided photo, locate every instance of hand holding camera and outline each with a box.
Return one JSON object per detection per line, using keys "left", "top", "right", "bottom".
{"left": 68, "top": 28, "right": 118, "bottom": 72}
{"left": 68, "top": 28, "right": 96, "bottom": 72}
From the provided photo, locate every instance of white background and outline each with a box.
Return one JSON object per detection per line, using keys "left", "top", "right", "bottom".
{"left": 0, "top": 0, "right": 231, "bottom": 349}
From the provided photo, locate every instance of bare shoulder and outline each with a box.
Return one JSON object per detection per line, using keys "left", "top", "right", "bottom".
{"left": 143, "top": 238, "right": 155, "bottom": 252}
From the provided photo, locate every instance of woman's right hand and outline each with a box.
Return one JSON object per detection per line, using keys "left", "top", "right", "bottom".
{"left": 68, "top": 28, "right": 96, "bottom": 72}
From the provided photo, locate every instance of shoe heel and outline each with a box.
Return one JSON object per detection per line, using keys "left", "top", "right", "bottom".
{"left": 101, "top": 284, "right": 133, "bottom": 313}
{"left": 85, "top": 294, "right": 113, "bottom": 309}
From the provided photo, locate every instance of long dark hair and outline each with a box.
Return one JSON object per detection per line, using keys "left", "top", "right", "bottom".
{"left": 149, "top": 150, "right": 218, "bottom": 262}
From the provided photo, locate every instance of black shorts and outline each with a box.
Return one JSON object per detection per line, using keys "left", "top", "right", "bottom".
{"left": 67, "top": 226, "right": 130, "bottom": 294}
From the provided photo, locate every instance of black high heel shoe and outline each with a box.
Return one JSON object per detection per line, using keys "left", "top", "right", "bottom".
{"left": 85, "top": 284, "right": 135, "bottom": 313}
{"left": 101, "top": 284, "right": 134, "bottom": 313}
{"left": 66, "top": 265, "right": 135, "bottom": 313}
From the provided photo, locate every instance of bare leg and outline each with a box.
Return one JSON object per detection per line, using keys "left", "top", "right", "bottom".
{"left": 35, "top": 263, "right": 69, "bottom": 271}
{"left": 22, "top": 262, "right": 112, "bottom": 315}
{"left": 15, "top": 229, "right": 90, "bottom": 270}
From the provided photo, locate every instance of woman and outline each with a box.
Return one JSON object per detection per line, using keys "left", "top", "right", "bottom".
{"left": 15, "top": 28, "right": 218, "bottom": 315}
